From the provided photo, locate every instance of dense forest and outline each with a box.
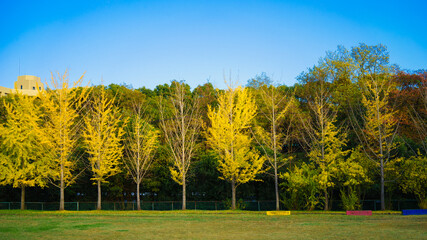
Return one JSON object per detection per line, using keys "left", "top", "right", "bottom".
{"left": 0, "top": 43, "right": 425, "bottom": 211}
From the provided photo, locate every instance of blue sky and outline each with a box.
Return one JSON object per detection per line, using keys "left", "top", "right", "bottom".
{"left": 0, "top": 0, "right": 426, "bottom": 90}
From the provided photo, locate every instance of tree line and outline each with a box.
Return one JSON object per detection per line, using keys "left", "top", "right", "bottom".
{"left": 0, "top": 43, "right": 425, "bottom": 211}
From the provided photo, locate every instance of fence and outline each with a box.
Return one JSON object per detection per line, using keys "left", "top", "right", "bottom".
{"left": 0, "top": 200, "right": 419, "bottom": 211}
{"left": 0, "top": 201, "right": 274, "bottom": 211}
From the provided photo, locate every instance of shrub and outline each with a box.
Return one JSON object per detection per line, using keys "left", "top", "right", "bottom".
{"left": 340, "top": 188, "right": 361, "bottom": 211}
{"left": 222, "top": 198, "right": 247, "bottom": 210}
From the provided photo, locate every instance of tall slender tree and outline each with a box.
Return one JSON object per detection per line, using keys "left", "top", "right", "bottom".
{"left": 123, "top": 102, "right": 159, "bottom": 210}
{"left": 159, "top": 81, "right": 201, "bottom": 210}
{"left": 39, "top": 71, "right": 90, "bottom": 210}
{"left": 253, "top": 83, "right": 295, "bottom": 211}
{"left": 206, "top": 85, "right": 265, "bottom": 210}
{"left": 351, "top": 44, "right": 397, "bottom": 210}
{"left": 82, "top": 86, "right": 126, "bottom": 210}
{"left": 297, "top": 65, "right": 341, "bottom": 210}
{"left": 308, "top": 118, "right": 349, "bottom": 210}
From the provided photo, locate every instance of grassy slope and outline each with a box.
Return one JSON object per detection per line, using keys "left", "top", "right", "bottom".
{"left": 0, "top": 210, "right": 425, "bottom": 240}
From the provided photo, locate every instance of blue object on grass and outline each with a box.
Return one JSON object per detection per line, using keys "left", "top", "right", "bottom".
{"left": 402, "top": 209, "right": 427, "bottom": 215}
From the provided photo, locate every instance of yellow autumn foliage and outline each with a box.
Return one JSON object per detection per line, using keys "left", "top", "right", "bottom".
{"left": 309, "top": 119, "right": 349, "bottom": 190}
{"left": 206, "top": 85, "right": 265, "bottom": 186}
{"left": 38, "top": 71, "right": 90, "bottom": 187}
{"left": 124, "top": 109, "right": 159, "bottom": 184}
{"left": 0, "top": 92, "right": 50, "bottom": 188}
{"left": 83, "top": 87, "right": 126, "bottom": 183}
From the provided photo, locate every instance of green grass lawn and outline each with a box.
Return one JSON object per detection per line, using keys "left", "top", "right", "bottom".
{"left": 0, "top": 210, "right": 426, "bottom": 240}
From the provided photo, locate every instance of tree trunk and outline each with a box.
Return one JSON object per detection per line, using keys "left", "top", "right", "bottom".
{"left": 60, "top": 185, "right": 65, "bottom": 211}
{"left": 380, "top": 158, "right": 385, "bottom": 210}
{"left": 137, "top": 181, "right": 141, "bottom": 210}
{"left": 97, "top": 180, "right": 101, "bottom": 210}
{"left": 377, "top": 93, "right": 385, "bottom": 211}
{"left": 182, "top": 174, "right": 186, "bottom": 210}
{"left": 274, "top": 167, "right": 279, "bottom": 211}
{"left": 59, "top": 167, "right": 64, "bottom": 210}
{"left": 324, "top": 190, "right": 328, "bottom": 211}
{"left": 21, "top": 185, "right": 25, "bottom": 210}
{"left": 272, "top": 103, "right": 279, "bottom": 211}
{"left": 231, "top": 179, "right": 236, "bottom": 210}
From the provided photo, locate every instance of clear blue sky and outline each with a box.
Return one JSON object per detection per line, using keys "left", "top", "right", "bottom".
{"left": 0, "top": 0, "right": 426, "bottom": 90}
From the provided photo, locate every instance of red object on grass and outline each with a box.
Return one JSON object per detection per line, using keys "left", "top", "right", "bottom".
{"left": 346, "top": 210, "right": 372, "bottom": 216}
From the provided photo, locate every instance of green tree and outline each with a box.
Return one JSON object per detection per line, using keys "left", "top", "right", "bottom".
{"left": 399, "top": 152, "right": 427, "bottom": 208}
{"left": 337, "top": 148, "right": 372, "bottom": 210}
{"left": 280, "top": 162, "right": 321, "bottom": 210}
{"left": 246, "top": 72, "right": 273, "bottom": 89}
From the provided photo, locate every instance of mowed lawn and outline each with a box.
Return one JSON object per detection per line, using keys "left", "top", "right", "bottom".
{"left": 0, "top": 210, "right": 426, "bottom": 240}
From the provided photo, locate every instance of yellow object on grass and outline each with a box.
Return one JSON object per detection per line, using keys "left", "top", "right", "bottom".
{"left": 266, "top": 211, "right": 291, "bottom": 215}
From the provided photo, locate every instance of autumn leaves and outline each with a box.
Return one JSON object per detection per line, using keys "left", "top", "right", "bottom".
{"left": 207, "top": 86, "right": 266, "bottom": 210}
{"left": 0, "top": 75, "right": 267, "bottom": 211}
{"left": 0, "top": 44, "right": 425, "bottom": 211}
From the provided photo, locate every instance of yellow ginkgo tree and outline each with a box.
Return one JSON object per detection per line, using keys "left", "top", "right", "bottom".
{"left": 297, "top": 65, "right": 346, "bottom": 210}
{"left": 0, "top": 93, "right": 50, "bottom": 210}
{"left": 359, "top": 77, "right": 397, "bottom": 211}
{"left": 308, "top": 119, "right": 349, "bottom": 210}
{"left": 124, "top": 102, "right": 159, "bottom": 210}
{"left": 206, "top": 85, "right": 265, "bottom": 210}
{"left": 38, "top": 71, "right": 90, "bottom": 210}
{"left": 82, "top": 86, "right": 126, "bottom": 210}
